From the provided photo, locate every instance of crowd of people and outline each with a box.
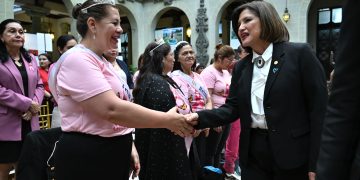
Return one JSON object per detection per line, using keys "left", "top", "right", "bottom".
{"left": 0, "top": 0, "right": 359, "bottom": 180}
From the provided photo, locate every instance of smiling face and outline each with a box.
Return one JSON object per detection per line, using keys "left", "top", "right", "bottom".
{"left": 93, "top": 6, "right": 123, "bottom": 53}
{"left": 237, "top": 9, "right": 262, "bottom": 49}
{"left": 1, "top": 22, "right": 25, "bottom": 51}
{"left": 178, "top": 45, "right": 195, "bottom": 71}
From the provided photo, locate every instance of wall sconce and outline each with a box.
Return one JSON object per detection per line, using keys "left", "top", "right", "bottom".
{"left": 49, "top": 32, "right": 55, "bottom": 40}
{"left": 186, "top": 26, "right": 191, "bottom": 38}
{"left": 282, "top": 0, "right": 290, "bottom": 23}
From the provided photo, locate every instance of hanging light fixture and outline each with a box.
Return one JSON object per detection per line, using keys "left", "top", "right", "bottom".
{"left": 282, "top": 0, "right": 291, "bottom": 23}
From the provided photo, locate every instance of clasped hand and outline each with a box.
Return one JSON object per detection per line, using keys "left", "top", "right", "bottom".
{"left": 22, "top": 101, "right": 41, "bottom": 121}
{"left": 165, "top": 107, "right": 200, "bottom": 137}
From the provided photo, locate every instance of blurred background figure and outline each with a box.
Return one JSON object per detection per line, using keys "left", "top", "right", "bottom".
{"left": 56, "top": 35, "right": 77, "bottom": 57}
{"left": 133, "top": 53, "right": 144, "bottom": 86}
{"left": 38, "top": 53, "right": 54, "bottom": 111}
{"left": 200, "top": 44, "right": 235, "bottom": 178}
{"left": 316, "top": 0, "right": 360, "bottom": 179}
{"left": 50, "top": 34, "right": 77, "bottom": 128}
{"left": 103, "top": 48, "right": 134, "bottom": 89}
{"left": 0, "top": 19, "right": 44, "bottom": 180}
{"left": 195, "top": 63, "right": 205, "bottom": 74}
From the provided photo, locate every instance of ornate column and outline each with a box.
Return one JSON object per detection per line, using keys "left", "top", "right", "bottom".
{"left": 195, "top": 0, "right": 209, "bottom": 66}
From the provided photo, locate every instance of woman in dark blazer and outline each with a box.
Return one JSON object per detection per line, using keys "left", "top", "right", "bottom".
{"left": 0, "top": 19, "right": 44, "bottom": 179}
{"left": 187, "top": 1, "right": 327, "bottom": 180}
{"left": 316, "top": 0, "right": 360, "bottom": 180}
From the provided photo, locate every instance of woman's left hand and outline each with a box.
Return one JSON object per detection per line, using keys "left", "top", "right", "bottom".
{"left": 22, "top": 111, "right": 32, "bottom": 121}
{"left": 130, "top": 142, "right": 140, "bottom": 179}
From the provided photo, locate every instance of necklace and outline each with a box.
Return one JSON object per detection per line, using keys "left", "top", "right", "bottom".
{"left": 14, "top": 61, "right": 22, "bottom": 67}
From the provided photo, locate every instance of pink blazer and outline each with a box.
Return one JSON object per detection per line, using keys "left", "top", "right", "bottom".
{"left": 0, "top": 54, "right": 44, "bottom": 141}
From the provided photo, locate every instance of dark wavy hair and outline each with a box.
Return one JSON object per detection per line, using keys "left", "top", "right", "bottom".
{"left": 173, "top": 41, "right": 196, "bottom": 71}
{"left": 72, "top": 0, "right": 116, "bottom": 38}
{"left": 133, "top": 42, "right": 171, "bottom": 97}
{"left": 0, "top": 19, "right": 31, "bottom": 63}
{"left": 38, "top": 53, "right": 53, "bottom": 64}
{"left": 56, "top": 34, "right": 77, "bottom": 53}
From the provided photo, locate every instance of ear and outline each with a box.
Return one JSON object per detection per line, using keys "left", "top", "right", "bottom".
{"left": 87, "top": 17, "right": 97, "bottom": 33}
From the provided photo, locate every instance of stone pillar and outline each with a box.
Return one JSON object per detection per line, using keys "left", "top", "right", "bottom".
{"left": 0, "top": 0, "right": 15, "bottom": 22}
{"left": 195, "top": 0, "right": 209, "bottom": 66}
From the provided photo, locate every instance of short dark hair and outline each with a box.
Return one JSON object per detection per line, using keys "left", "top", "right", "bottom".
{"left": 0, "top": 19, "right": 31, "bottom": 63}
{"left": 72, "top": 0, "right": 116, "bottom": 37}
{"left": 38, "top": 53, "right": 53, "bottom": 63}
{"left": 231, "top": 1, "right": 289, "bottom": 51}
{"left": 56, "top": 34, "right": 77, "bottom": 51}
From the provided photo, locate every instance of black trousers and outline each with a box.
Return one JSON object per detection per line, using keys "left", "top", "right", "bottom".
{"left": 241, "top": 129, "right": 308, "bottom": 180}
{"left": 204, "top": 125, "right": 230, "bottom": 167}
{"left": 55, "top": 132, "right": 132, "bottom": 180}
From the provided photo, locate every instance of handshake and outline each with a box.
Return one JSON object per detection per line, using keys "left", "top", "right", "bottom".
{"left": 165, "top": 106, "right": 203, "bottom": 137}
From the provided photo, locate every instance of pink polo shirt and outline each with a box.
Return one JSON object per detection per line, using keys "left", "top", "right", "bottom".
{"left": 56, "top": 45, "right": 134, "bottom": 137}
{"left": 200, "top": 65, "right": 231, "bottom": 108}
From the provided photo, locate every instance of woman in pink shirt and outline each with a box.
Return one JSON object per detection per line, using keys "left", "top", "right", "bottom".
{"left": 200, "top": 45, "right": 236, "bottom": 174}
{"left": 49, "top": 1, "right": 194, "bottom": 179}
{"left": 171, "top": 41, "right": 212, "bottom": 177}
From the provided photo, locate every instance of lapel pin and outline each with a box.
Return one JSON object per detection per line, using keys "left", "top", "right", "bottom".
{"left": 274, "top": 60, "right": 278, "bottom": 65}
{"left": 272, "top": 67, "right": 279, "bottom": 74}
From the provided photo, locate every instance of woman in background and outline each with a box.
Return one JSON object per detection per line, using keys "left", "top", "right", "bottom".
{"left": 56, "top": 35, "right": 77, "bottom": 56}
{"left": 50, "top": 34, "right": 77, "bottom": 128}
{"left": 38, "top": 53, "right": 54, "bottom": 111}
{"left": 200, "top": 44, "right": 234, "bottom": 171}
{"left": 103, "top": 48, "right": 134, "bottom": 89}
{"left": 134, "top": 40, "right": 194, "bottom": 180}
{"left": 0, "top": 19, "right": 44, "bottom": 180}
{"left": 133, "top": 53, "right": 144, "bottom": 85}
{"left": 171, "top": 41, "right": 212, "bottom": 177}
